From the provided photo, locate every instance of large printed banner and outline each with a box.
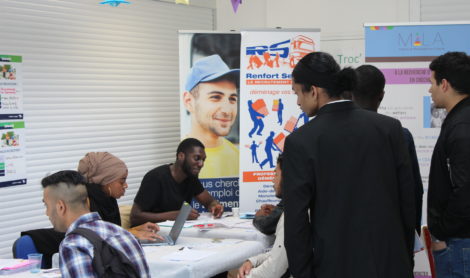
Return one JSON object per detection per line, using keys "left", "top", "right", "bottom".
{"left": 365, "top": 22, "right": 470, "bottom": 278}
{"left": 239, "top": 30, "right": 320, "bottom": 212}
{"left": 0, "top": 55, "right": 26, "bottom": 188}
{"left": 179, "top": 33, "right": 241, "bottom": 211}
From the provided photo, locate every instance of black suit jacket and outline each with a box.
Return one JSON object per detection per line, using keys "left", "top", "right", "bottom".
{"left": 283, "top": 101, "right": 415, "bottom": 278}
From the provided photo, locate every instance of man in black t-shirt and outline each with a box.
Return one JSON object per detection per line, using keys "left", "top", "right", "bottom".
{"left": 130, "top": 138, "right": 224, "bottom": 226}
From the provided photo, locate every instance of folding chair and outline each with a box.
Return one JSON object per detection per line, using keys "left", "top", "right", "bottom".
{"left": 11, "top": 235, "right": 46, "bottom": 269}
{"left": 422, "top": 225, "right": 437, "bottom": 278}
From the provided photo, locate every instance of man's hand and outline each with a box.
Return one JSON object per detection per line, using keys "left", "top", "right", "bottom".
{"left": 237, "top": 260, "right": 253, "bottom": 278}
{"left": 130, "top": 222, "right": 163, "bottom": 241}
{"left": 188, "top": 208, "right": 200, "bottom": 220}
{"left": 431, "top": 241, "right": 447, "bottom": 251}
{"left": 210, "top": 203, "right": 224, "bottom": 218}
{"left": 255, "top": 204, "right": 275, "bottom": 217}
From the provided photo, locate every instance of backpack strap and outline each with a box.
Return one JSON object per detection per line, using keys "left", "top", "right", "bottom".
{"left": 71, "top": 228, "right": 104, "bottom": 249}
{"left": 70, "top": 227, "right": 138, "bottom": 277}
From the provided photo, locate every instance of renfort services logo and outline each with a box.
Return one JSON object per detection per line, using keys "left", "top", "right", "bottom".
{"left": 245, "top": 35, "right": 316, "bottom": 70}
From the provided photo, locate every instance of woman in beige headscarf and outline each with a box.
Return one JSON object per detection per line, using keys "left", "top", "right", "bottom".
{"left": 78, "top": 152, "right": 162, "bottom": 241}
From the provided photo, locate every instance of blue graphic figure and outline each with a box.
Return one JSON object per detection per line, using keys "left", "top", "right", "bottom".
{"left": 100, "top": 0, "right": 130, "bottom": 7}
{"left": 248, "top": 100, "right": 265, "bottom": 138}
{"left": 259, "top": 131, "right": 280, "bottom": 169}
{"left": 277, "top": 99, "right": 284, "bottom": 125}
{"left": 250, "top": 141, "right": 261, "bottom": 164}
{"left": 294, "top": 112, "right": 309, "bottom": 131}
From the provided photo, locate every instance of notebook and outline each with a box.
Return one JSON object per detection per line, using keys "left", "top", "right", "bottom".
{"left": 140, "top": 202, "right": 192, "bottom": 246}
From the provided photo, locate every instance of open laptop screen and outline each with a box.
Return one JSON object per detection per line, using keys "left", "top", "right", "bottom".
{"left": 168, "top": 202, "right": 192, "bottom": 243}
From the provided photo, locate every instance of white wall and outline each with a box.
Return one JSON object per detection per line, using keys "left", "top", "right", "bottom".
{"left": 0, "top": 0, "right": 214, "bottom": 259}
{"left": 217, "top": 0, "right": 411, "bottom": 37}
{"left": 216, "top": 0, "right": 414, "bottom": 68}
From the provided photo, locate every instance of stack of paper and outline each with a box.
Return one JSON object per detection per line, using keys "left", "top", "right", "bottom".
{"left": 0, "top": 259, "right": 33, "bottom": 275}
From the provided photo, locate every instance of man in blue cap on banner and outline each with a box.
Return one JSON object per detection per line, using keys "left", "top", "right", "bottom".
{"left": 182, "top": 54, "right": 240, "bottom": 178}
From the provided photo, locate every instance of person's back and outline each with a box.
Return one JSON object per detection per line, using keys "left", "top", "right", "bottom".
{"left": 40, "top": 170, "right": 150, "bottom": 278}
{"left": 60, "top": 212, "right": 150, "bottom": 278}
{"left": 352, "top": 64, "right": 424, "bottom": 235}
{"left": 284, "top": 52, "right": 415, "bottom": 278}
{"left": 286, "top": 105, "right": 414, "bottom": 277}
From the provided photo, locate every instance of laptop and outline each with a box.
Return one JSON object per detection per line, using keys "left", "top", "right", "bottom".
{"left": 139, "top": 202, "right": 192, "bottom": 246}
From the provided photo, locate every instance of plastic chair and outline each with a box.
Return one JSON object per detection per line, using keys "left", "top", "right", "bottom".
{"left": 12, "top": 235, "right": 46, "bottom": 269}
{"left": 422, "top": 225, "right": 437, "bottom": 278}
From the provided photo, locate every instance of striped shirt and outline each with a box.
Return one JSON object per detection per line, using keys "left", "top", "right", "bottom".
{"left": 59, "top": 212, "right": 150, "bottom": 278}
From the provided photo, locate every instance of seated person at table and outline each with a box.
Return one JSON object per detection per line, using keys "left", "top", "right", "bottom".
{"left": 19, "top": 152, "right": 161, "bottom": 268}
{"left": 42, "top": 170, "right": 151, "bottom": 277}
{"left": 130, "top": 138, "right": 224, "bottom": 226}
{"left": 253, "top": 201, "right": 283, "bottom": 235}
{"left": 238, "top": 155, "right": 289, "bottom": 278}
{"left": 78, "top": 152, "right": 162, "bottom": 241}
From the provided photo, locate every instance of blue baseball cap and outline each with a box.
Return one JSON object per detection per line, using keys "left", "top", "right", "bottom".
{"left": 185, "top": 54, "right": 240, "bottom": 92}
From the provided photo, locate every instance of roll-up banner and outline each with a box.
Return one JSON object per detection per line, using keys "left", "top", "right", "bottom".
{"left": 365, "top": 22, "right": 470, "bottom": 278}
{"left": 179, "top": 30, "right": 320, "bottom": 212}
{"left": 239, "top": 29, "right": 320, "bottom": 212}
{"left": 179, "top": 32, "right": 241, "bottom": 211}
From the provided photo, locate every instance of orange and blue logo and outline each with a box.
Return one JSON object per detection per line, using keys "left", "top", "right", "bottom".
{"left": 245, "top": 35, "right": 316, "bottom": 69}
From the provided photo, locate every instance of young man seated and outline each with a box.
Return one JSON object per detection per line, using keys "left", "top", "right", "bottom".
{"left": 253, "top": 201, "right": 283, "bottom": 235}
{"left": 130, "top": 138, "right": 224, "bottom": 226}
{"left": 42, "top": 170, "right": 150, "bottom": 277}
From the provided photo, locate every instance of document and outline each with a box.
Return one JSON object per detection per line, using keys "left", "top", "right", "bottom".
{"left": 162, "top": 248, "right": 216, "bottom": 262}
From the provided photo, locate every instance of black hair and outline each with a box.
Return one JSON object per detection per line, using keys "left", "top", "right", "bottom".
{"left": 190, "top": 33, "right": 241, "bottom": 69}
{"left": 277, "top": 154, "right": 283, "bottom": 168}
{"left": 41, "top": 170, "right": 87, "bottom": 189}
{"left": 430, "top": 52, "right": 470, "bottom": 95}
{"left": 353, "top": 65, "right": 386, "bottom": 110}
{"left": 177, "top": 138, "right": 205, "bottom": 157}
{"left": 292, "top": 52, "right": 357, "bottom": 98}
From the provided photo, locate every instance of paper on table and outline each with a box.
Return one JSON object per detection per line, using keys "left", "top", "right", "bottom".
{"left": 160, "top": 213, "right": 254, "bottom": 229}
{"left": 162, "top": 248, "right": 216, "bottom": 261}
{"left": 158, "top": 220, "right": 194, "bottom": 228}
{"left": 232, "top": 221, "right": 256, "bottom": 230}
{"left": 186, "top": 239, "right": 244, "bottom": 249}
{"left": 0, "top": 259, "right": 21, "bottom": 270}
{"left": 0, "top": 259, "right": 32, "bottom": 270}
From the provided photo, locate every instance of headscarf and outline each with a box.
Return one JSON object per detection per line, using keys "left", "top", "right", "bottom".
{"left": 78, "top": 152, "right": 127, "bottom": 186}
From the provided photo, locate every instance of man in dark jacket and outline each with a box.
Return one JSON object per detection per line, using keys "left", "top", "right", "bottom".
{"left": 427, "top": 52, "right": 470, "bottom": 278}
{"left": 283, "top": 52, "right": 415, "bottom": 278}
{"left": 352, "top": 64, "right": 424, "bottom": 235}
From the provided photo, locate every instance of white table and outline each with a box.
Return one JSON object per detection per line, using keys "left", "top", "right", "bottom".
{"left": 144, "top": 237, "right": 264, "bottom": 278}
{"left": 158, "top": 214, "right": 274, "bottom": 249}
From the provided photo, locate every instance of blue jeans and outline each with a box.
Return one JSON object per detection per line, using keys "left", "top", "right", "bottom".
{"left": 433, "top": 238, "right": 470, "bottom": 278}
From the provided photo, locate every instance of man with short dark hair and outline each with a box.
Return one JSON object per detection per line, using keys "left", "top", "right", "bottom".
{"left": 427, "top": 52, "right": 470, "bottom": 278}
{"left": 353, "top": 64, "right": 424, "bottom": 235}
{"left": 42, "top": 170, "right": 150, "bottom": 278}
{"left": 130, "top": 138, "right": 223, "bottom": 225}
